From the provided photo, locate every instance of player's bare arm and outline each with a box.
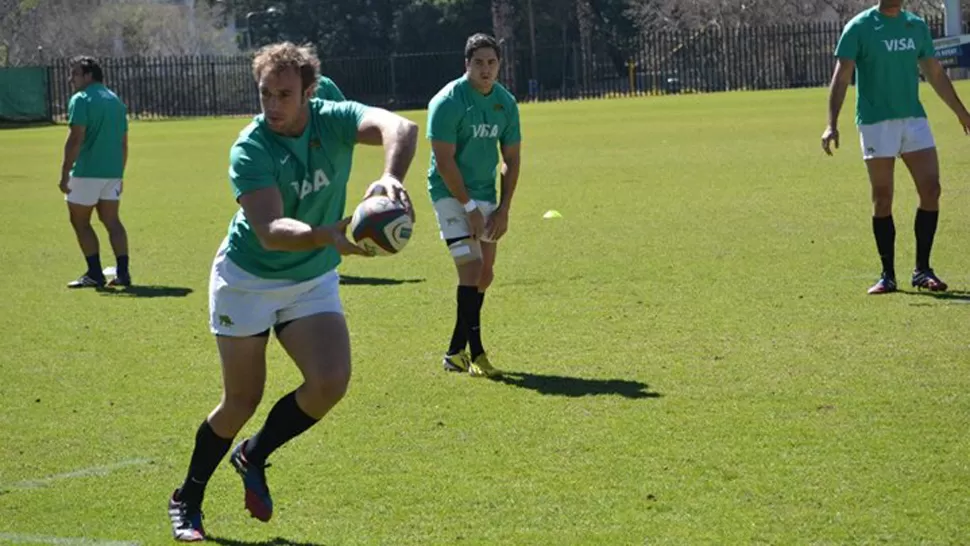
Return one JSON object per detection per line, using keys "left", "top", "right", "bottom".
{"left": 356, "top": 108, "right": 418, "bottom": 180}
{"left": 239, "top": 186, "right": 368, "bottom": 256}
{"left": 823, "top": 58, "right": 856, "bottom": 155}
{"left": 59, "top": 125, "right": 85, "bottom": 193}
{"left": 487, "top": 143, "right": 521, "bottom": 241}
{"left": 356, "top": 108, "right": 419, "bottom": 211}
{"left": 432, "top": 139, "right": 486, "bottom": 240}
{"left": 919, "top": 57, "right": 970, "bottom": 134}
{"left": 122, "top": 132, "right": 128, "bottom": 173}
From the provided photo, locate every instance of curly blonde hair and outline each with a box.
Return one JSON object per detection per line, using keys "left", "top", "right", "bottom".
{"left": 252, "top": 42, "right": 320, "bottom": 93}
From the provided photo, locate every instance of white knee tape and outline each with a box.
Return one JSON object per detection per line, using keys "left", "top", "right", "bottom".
{"left": 448, "top": 238, "right": 482, "bottom": 264}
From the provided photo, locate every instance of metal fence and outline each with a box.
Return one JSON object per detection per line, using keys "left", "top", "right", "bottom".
{"left": 18, "top": 16, "right": 970, "bottom": 122}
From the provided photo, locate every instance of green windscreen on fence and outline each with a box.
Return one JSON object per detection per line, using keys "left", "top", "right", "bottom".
{"left": 0, "top": 67, "right": 49, "bottom": 122}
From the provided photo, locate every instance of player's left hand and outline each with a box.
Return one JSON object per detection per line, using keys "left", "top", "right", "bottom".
{"left": 485, "top": 206, "right": 509, "bottom": 242}
{"left": 364, "top": 175, "right": 415, "bottom": 222}
{"left": 58, "top": 176, "right": 70, "bottom": 194}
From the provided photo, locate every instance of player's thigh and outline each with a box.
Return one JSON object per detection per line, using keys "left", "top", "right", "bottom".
{"left": 864, "top": 158, "right": 896, "bottom": 197}
{"left": 208, "top": 247, "right": 280, "bottom": 338}
{"left": 445, "top": 236, "right": 483, "bottom": 266}
{"left": 900, "top": 147, "right": 940, "bottom": 194}
{"left": 276, "top": 312, "right": 352, "bottom": 393}
{"left": 95, "top": 179, "right": 123, "bottom": 222}
{"left": 67, "top": 201, "right": 95, "bottom": 225}
{"left": 65, "top": 177, "right": 105, "bottom": 207}
{"left": 859, "top": 120, "right": 904, "bottom": 161}
{"left": 95, "top": 198, "right": 121, "bottom": 226}
{"left": 275, "top": 271, "right": 351, "bottom": 388}
{"left": 215, "top": 333, "right": 269, "bottom": 409}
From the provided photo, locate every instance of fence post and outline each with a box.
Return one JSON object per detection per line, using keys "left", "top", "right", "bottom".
{"left": 627, "top": 57, "right": 636, "bottom": 96}
{"left": 45, "top": 65, "right": 53, "bottom": 122}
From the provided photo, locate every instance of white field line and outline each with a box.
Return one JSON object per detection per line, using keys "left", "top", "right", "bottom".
{"left": 0, "top": 533, "right": 139, "bottom": 546}
{"left": 1, "top": 458, "right": 153, "bottom": 491}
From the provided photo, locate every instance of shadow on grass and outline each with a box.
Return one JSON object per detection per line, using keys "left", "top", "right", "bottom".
{"left": 339, "top": 275, "right": 425, "bottom": 286}
{"left": 493, "top": 371, "right": 662, "bottom": 399}
{"left": 206, "top": 537, "right": 328, "bottom": 546}
{"left": 97, "top": 285, "right": 194, "bottom": 298}
{"left": 900, "top": 289, "right": 970, "bottom": 303}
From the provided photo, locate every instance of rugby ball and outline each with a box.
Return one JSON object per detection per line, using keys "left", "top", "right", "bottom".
{"left": 350, "top": 195, "right": 413, "bottom": 256}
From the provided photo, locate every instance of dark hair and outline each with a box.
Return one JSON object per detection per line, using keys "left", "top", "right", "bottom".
{"left": 252, "top": 42, "right": 320, "bottom": 93}
{"left": 70, "top": 55, "right": 103, "bottom": 82}
{"left": 464, "top": 33, "right": 501, "bottom": 61}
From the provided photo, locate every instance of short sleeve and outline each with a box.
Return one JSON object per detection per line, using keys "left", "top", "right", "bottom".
{"left": 834, "top": 20, "right": 860, "bottom": 60}
{"left": 316, "top": 76, "right": 347, "bottom": 102}
{"left": 68, "top": 94, "right": 87, "bottom": 127}
{"left": 228, "top": 138, "right": 275, "bottom": 199}
{"left": 918, "top": 21, "right": 936, "bottom": 59}
{"left": 428, "top": 96, "right": 461, "bottom": 143}
{"left": 319, "top": 100, "right": 369, "bottom": 145}
{"left": 500, "top": 100, "right": 521, "bottom": 146}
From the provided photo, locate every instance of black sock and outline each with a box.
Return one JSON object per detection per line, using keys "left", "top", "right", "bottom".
{"left": 914, "top": 208, "right": 939, "bottom": 272}
{"left": 178, "top": 420, "right": 233, "bottom": 508}
{"left": 872, "top": 215, "right": 896, "bottom": 279}
{"left": 457, "top": 285, "right": 484, "bottom": 359}
{"left": 116, "top": 255, "right": 129, "bottom": 277}
{"left": 85, "top": 254, "right": 103, "bottom": 278}
{"left": 244, "top": 391, "right": 318, "bottom": 467}
{"left": 447, "top": 287, "right": 467, "bottom": 355}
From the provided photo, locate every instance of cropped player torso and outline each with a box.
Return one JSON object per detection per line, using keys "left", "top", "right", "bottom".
{"left": 71, "top": 83, "right": 127, "bottom": 178}
{"left": 226, "top": 100, "right": 361, "bottom": 281}
{"left": 315, "top": 76, "right": 345, "bottom": 102}
{"left": 844, "top": 9, "right": 932, "bottom": 124}
{"left": 429, "top": 77, "right": 518, "bottom": 203}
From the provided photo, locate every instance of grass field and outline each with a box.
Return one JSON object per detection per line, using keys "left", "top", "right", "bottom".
{"left": 2, "top": 82, "right": 970, "bottom": 545}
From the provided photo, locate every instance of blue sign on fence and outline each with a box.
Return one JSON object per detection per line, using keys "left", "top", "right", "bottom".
{"left": 933, "top": 34, "right": 970, "bottom": 68}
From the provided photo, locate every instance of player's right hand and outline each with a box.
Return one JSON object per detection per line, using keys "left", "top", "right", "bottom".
{"left": 326, "top": 217, "right": 373, "bottom": 257}
{"left": 958, "top": 111, "right": 970, "bottom": 135}
{"left": 467, "top": 209, "right": 486, "bottom": 241}
{"left": 821, "top": 126, "right": 839, "bottom": 156}
{"left": 58, "top": 177, "right": 70, "bottom": 194}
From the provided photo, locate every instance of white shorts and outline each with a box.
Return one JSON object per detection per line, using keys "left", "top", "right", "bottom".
{"left": 208, "top": 240, "right": 343, "bottom": 337}
{"left": 65, "top": 177, "right": 122, "bottom": 206}
{"left": 432, "top": 198, "right": 498, "bottom": 241}
{"left": 858, "top": 117, "right": 935, "bottom": 160}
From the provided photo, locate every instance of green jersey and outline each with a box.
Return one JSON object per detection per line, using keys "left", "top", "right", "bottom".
{"left": 67, "top": 83, "right": 128, "bottom": 178}
{"left": 426, "top": 75, "right": 521, "bottom": 203}
{"left": 315, "top": 76, "right": 346, "bottom": 102}
{"left": 835, "top": 8, "right": 936, "bottom": 125}
{"left": 225, "top": 98, "right": 369, "bottom": 281}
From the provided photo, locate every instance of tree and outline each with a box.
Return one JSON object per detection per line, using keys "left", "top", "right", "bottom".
{"left": 492, "top": 0, "right": 515, "bottom": 90}
{"left": 1, "top": 0, "right": 237, "bottom": 65}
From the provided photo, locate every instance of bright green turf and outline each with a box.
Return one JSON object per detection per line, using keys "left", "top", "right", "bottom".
{"left": 1, "top": 83, "right": 970, "bottom": 545}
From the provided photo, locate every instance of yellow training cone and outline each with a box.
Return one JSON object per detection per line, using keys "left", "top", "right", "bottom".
{"left": 543, "top": 210, "right": 562, "bottom": 219}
